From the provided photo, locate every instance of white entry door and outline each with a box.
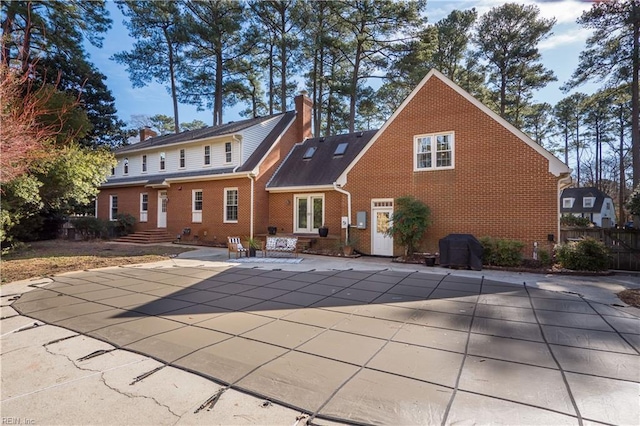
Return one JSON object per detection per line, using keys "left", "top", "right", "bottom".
{"left": 294, "top": 195, "right": 323, "bottom": 233}
{"left": 157, "top": 191, "right": 167, "bottom": 228}
{"left": 372, "top": 201, "right": 394, "bottom": 256}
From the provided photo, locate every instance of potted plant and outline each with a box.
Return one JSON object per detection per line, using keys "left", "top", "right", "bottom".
{"left": 318, "top": 224, "right": 329, "bottom": 237}
{"left": 246, "top": 237, "right": 262, "bottom": 257}
{"left": 268, "top": 226, "right": 277, "bottom": 235}
{"left": 342, "top": 232, "right": 358, "bottom": 256}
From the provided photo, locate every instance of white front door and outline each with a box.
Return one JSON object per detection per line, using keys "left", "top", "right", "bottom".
{"left": 372, "top": 201, "right": 394, "bottom": 256}
{"left": 157, "top": 191, "right": 167, "bottom": 228}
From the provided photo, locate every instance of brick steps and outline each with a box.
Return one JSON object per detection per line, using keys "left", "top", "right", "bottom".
{"left": 114, "top": 229, "right": 175, "bottom": 244}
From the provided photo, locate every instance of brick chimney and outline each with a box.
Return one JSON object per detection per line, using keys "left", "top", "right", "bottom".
{"left": 140, "top": 127, "right": 158, "bottom": 142}
{"left": 294, "top": 91, "right": 313, "bottom": 141}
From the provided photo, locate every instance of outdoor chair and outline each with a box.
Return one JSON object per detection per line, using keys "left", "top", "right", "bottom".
{"left": 227, "top": 236, "right": 248, "bottom": 258}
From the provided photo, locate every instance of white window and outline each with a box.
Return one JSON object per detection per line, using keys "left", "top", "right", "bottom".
{"left": 294, "top": 194, "right": 324, "bottom": 233}
{"left": 123, "top": 158, "right": 129, "bottom": 175}
{"left": 192, "top": 190, "right": 203, "bottom": 223}
{"left": 225, "top": 142, "right": 232, "bottom": 163}
{"left": 583, "top": 197, "right": 595, "bottom": 208}
{"left": 140, "top": 193, "right": 148, "bottom": 222}
{"left": 179, "top": 149, "right": 186, "bottom": 168}
{"left": 142, "top": 155, "right": 147, "bottom": 173}
{"left": 414, "top": 132, "right": 454, "bottom": 171}
{"left": 563, "top": 198, "right": 574, "bottom": 209}
{"left": 224, "top": 188, "right": 238, "bottom": 223}
{"left": 204, "top": 145, "right": 211, "bottom": 165}
{"left": 159, "top": 152, "right": 166, "bottom": 171}
{"left": 109, "top": 195, "right": 118, "bottom": 221}
{"left": 110, "top": 166, "right": 115, "bottom": 176}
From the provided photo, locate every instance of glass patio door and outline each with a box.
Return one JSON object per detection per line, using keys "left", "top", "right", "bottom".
{"left": 295, "top": 195, "right": 323, "bottom": 233}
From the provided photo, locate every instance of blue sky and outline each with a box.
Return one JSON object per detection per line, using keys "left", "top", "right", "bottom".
{"left": 85, "top": 0, "right": 600, "bottom": 129}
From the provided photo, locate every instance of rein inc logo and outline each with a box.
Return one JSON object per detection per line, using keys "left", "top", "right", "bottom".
{"left": 2, "top": 419, "right": 35, "bottom": 425}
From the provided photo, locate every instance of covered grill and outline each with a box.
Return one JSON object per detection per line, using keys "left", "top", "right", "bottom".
{"left": 438, "top": 234, "right": 483, "bottom": 271}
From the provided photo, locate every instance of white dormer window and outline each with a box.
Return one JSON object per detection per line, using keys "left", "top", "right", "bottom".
{"left": 123, "top": 158, "right": 129, "bottom": 175}
{"left": 563, "top": 198, "right": 574, "bottom": 209}
{"left": 583, "top": 197, "right": 595, "bottom": 208}
{"left": 225, "top": 142, "right": 232, "bottom": 163}
{"left": 180, "top": 149, "right": 186, "bottom": 168}
{"left": 142, "top": 155, "right": 147, "bottom": 173}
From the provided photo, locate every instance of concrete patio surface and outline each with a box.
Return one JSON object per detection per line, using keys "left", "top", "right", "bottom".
{"left": 2, "top": 246, "right": 640, "bottom": 425}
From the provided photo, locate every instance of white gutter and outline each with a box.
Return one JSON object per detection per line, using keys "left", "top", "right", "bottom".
{"left": 333, "top": 182, "right": 352, "bottom": 245}
{"left": 249, "top": 174, "right": 255, "bottom": 239}
{"left": 557, "top": 173, "right": 573, "bottom": 243}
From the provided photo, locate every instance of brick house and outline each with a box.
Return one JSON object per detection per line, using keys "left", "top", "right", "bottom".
{"left": 267, "top": 69, "right": 571, "bottom": 256}
{"left": 96, "top": 94, "right": 312, "bottom": 243}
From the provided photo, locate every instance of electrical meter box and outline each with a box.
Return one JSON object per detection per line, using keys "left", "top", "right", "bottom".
{"left": 356, "top": 211, "right": 367, "bottom": 229}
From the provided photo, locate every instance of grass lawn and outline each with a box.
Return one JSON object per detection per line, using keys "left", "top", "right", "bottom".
{"left": 2, "top": 240, "right": 195, "bottom": 284}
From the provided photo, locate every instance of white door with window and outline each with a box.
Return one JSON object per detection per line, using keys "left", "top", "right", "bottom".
{"left": 372, "top": 200, "right": 394, "bottom": 256}
{"left": 157, "top": 191, "right": 167, "bottom": 228}
{"left": 294, "top": 195, "right": 323, "bottom": 233}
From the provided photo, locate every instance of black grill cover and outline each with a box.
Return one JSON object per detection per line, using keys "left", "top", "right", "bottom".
{"left": 439, "top": 234, "right": 483, "bottom": 271}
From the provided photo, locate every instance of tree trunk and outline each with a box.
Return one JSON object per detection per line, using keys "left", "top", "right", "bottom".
{"left": 1, "top": 5, "right": 16, "bottom": 66}
{"left": 348, "top": 44, "right": 362, "bottom": 133}
{"left": 279, "top": 7, "right": 287, "bottom": 113}
{"left": 619, "top": 104, "right": 627, "bottom": 223}
{"left": 163, "top": 26, "right": 179, "bottom": 134}
{"left": 632, "top": 2, "right": 640, "bottom": 187}
{"left": 268, "top": 42, "right": 274, "bottom": 115}
{"left": 214, "top": 47, "right": 223, "bottom": 126}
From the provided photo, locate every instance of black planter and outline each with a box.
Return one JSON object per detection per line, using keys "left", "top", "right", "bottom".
{"left": 318, "top": 227, "right": 329, "bottom": 237}
{"left": 268, "top": 226, "right": 277, "bottom": 235}
{"left": 249, "top": 248, "right": 256, "bottom": 257}
{"left": 424, "top": 256, "right": 436, "bottom": 267}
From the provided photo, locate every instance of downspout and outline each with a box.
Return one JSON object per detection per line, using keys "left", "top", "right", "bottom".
{"left": 249, "top": 174, "right": 255, "bottom": 239}
{"left": 333, "top": 182, "right": 351, "bottom": 245}
{"left": 557, "top": 173, "right": 573, "bottom": 244}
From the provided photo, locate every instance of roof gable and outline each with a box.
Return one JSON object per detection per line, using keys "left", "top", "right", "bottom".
{"left": 267, "top": 130, "right": 376, "bottom": 189}
{"left": 340, "top": 69, "right": 571, "bottom": 181}
{"left": 561, "top": 187, "right": 612, "bottom": 213}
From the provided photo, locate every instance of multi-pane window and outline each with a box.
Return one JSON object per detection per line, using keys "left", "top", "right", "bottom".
{"left": 142, "top": 155, "right": 147, "bottom": 172}
{"left": 225, "top": 142, "right": 232, "bottom": 163}
{"left": 563, "top": 198, "right": 574, "bottom": 209}
{"left": 123, "top": 158, "right": 129, "bottom": 174}
{"left": 159, "top": 152, "right": 166, "bottom": 170}
{"left": 110, "top": 195, "right": 118, "bottom": 221}
{"left": 140, "top": 193, "right": 148, "bottom": 222}
{"left": 224, "top": 188, "right": 238, "bottom": 222}
{"left": 583, "top": 197, "right": 595, "bottom": 208}
{"left": 414, "top": 132, "right": 454, "bottom": 170}
{"left": 204, "top": 146, "right": 211, "bottom": 165}
{"left": 179, "top": 149, "right": 186, "bottom": 168}
{"left": 192, "top": 190, "right": 203, "bottom": 222}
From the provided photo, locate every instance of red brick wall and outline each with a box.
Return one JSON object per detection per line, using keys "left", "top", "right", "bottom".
{"left": 345, "top": 76, "right": 560, "bottom": 256}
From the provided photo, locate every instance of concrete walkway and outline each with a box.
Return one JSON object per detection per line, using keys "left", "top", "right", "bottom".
{"left": 2, "top": 247, "right": 639, "bottom": 425}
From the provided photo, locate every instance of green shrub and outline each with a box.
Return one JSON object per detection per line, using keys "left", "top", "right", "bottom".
{"left": 386, "top": 196, "right": 431, "bottom": 257}
{"left": 114, "top": 213, "right": 136, "bottom": 236}
{"left": 537, "top": 248, "right": 551, "bottom": 267}
{"left": 555, "top": 238, "right": 609, "bottom": 271}
{"left": 72, "top": 217, "right": 107, "bottom": 239}
{"left": 560, "top": 215, "right": 592, "bottom": 227}
{"left": 479, "top": 236, "right": 524, "bottom": 267}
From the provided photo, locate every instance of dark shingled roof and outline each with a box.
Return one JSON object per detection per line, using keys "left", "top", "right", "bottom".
{"left": 560, "top": 187, "right": 612, "bottom": 213}
{"left": 100, "top": 167, "right": 236, "bottom": 188}
{"left": 267, "top": 130, "right": 377, "bottom": 188}
{"left": 115, "top": 113, "right": 286, "bottom": 154}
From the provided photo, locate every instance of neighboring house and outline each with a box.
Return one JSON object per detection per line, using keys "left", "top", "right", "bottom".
{"left": 560, "top": 187, "right": 616, "bottom": 227}
{"left": 96, "top": 94, "right": 312, "bottom": 242}
{"left": 267, "top": 69, "right": 571, "bottom": 256}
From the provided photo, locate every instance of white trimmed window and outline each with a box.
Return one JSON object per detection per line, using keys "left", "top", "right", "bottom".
{"left": 563, "top": 198, "right": 575, "bottom": 209}
{"left": 123, "top": 158, "right": 129, "bottom": 175}
{"left": 204, "top": 145, "right": 211, "bottom": 165}
{"left": 159, "top": 152, "right": 166, "bottom": 171}
{"left": 224, "top": 188, "right": 238, "bottom": 223}
{"left": 110, "top": 166, "right": 115, "bottom": 176}
{"left": 142, "top": 155, "right": 147, "bottom": 173}
{"left": 583, "top": 197, "right": 595, "bottom": 208}
{"left": 225, "top": 142, "right": 232, "bottom": 163}
{"left": 179, "top": 149, "right": 186, "bottom": 168}
{"left": 140, "top": 193, "right": 148, "bottom": 222}
{"left": 192, "top": 190, "right": 203, "bottom": 223}
{"left": 109, "top": 195, "right": 118, "bottom": 221}
{"left": 414, "top": 132, "right": 454, "bottom": 171}
{"left": 294, "top": 194, "right": 324, "bottom": 233}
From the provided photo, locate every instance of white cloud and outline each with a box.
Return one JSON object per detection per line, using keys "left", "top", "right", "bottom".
{"left": 539, "top": 27, "right": 592, "bottom": 50}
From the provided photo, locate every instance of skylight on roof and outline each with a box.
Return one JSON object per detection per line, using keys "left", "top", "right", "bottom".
{"left": 303, "top": 146, "right": 317, "bottom": 159}
{"left": 334, "top": 142, "right": 348, "bottom": 156}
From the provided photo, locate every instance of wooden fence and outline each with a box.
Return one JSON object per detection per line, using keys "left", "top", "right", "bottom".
{"left": 560, "top": 227, "right": 640, "bottom": 271}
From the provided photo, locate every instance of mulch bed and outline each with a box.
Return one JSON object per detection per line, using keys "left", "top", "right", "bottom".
{"left": 617, "top": 289, "right": 640, "bottom": 308}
